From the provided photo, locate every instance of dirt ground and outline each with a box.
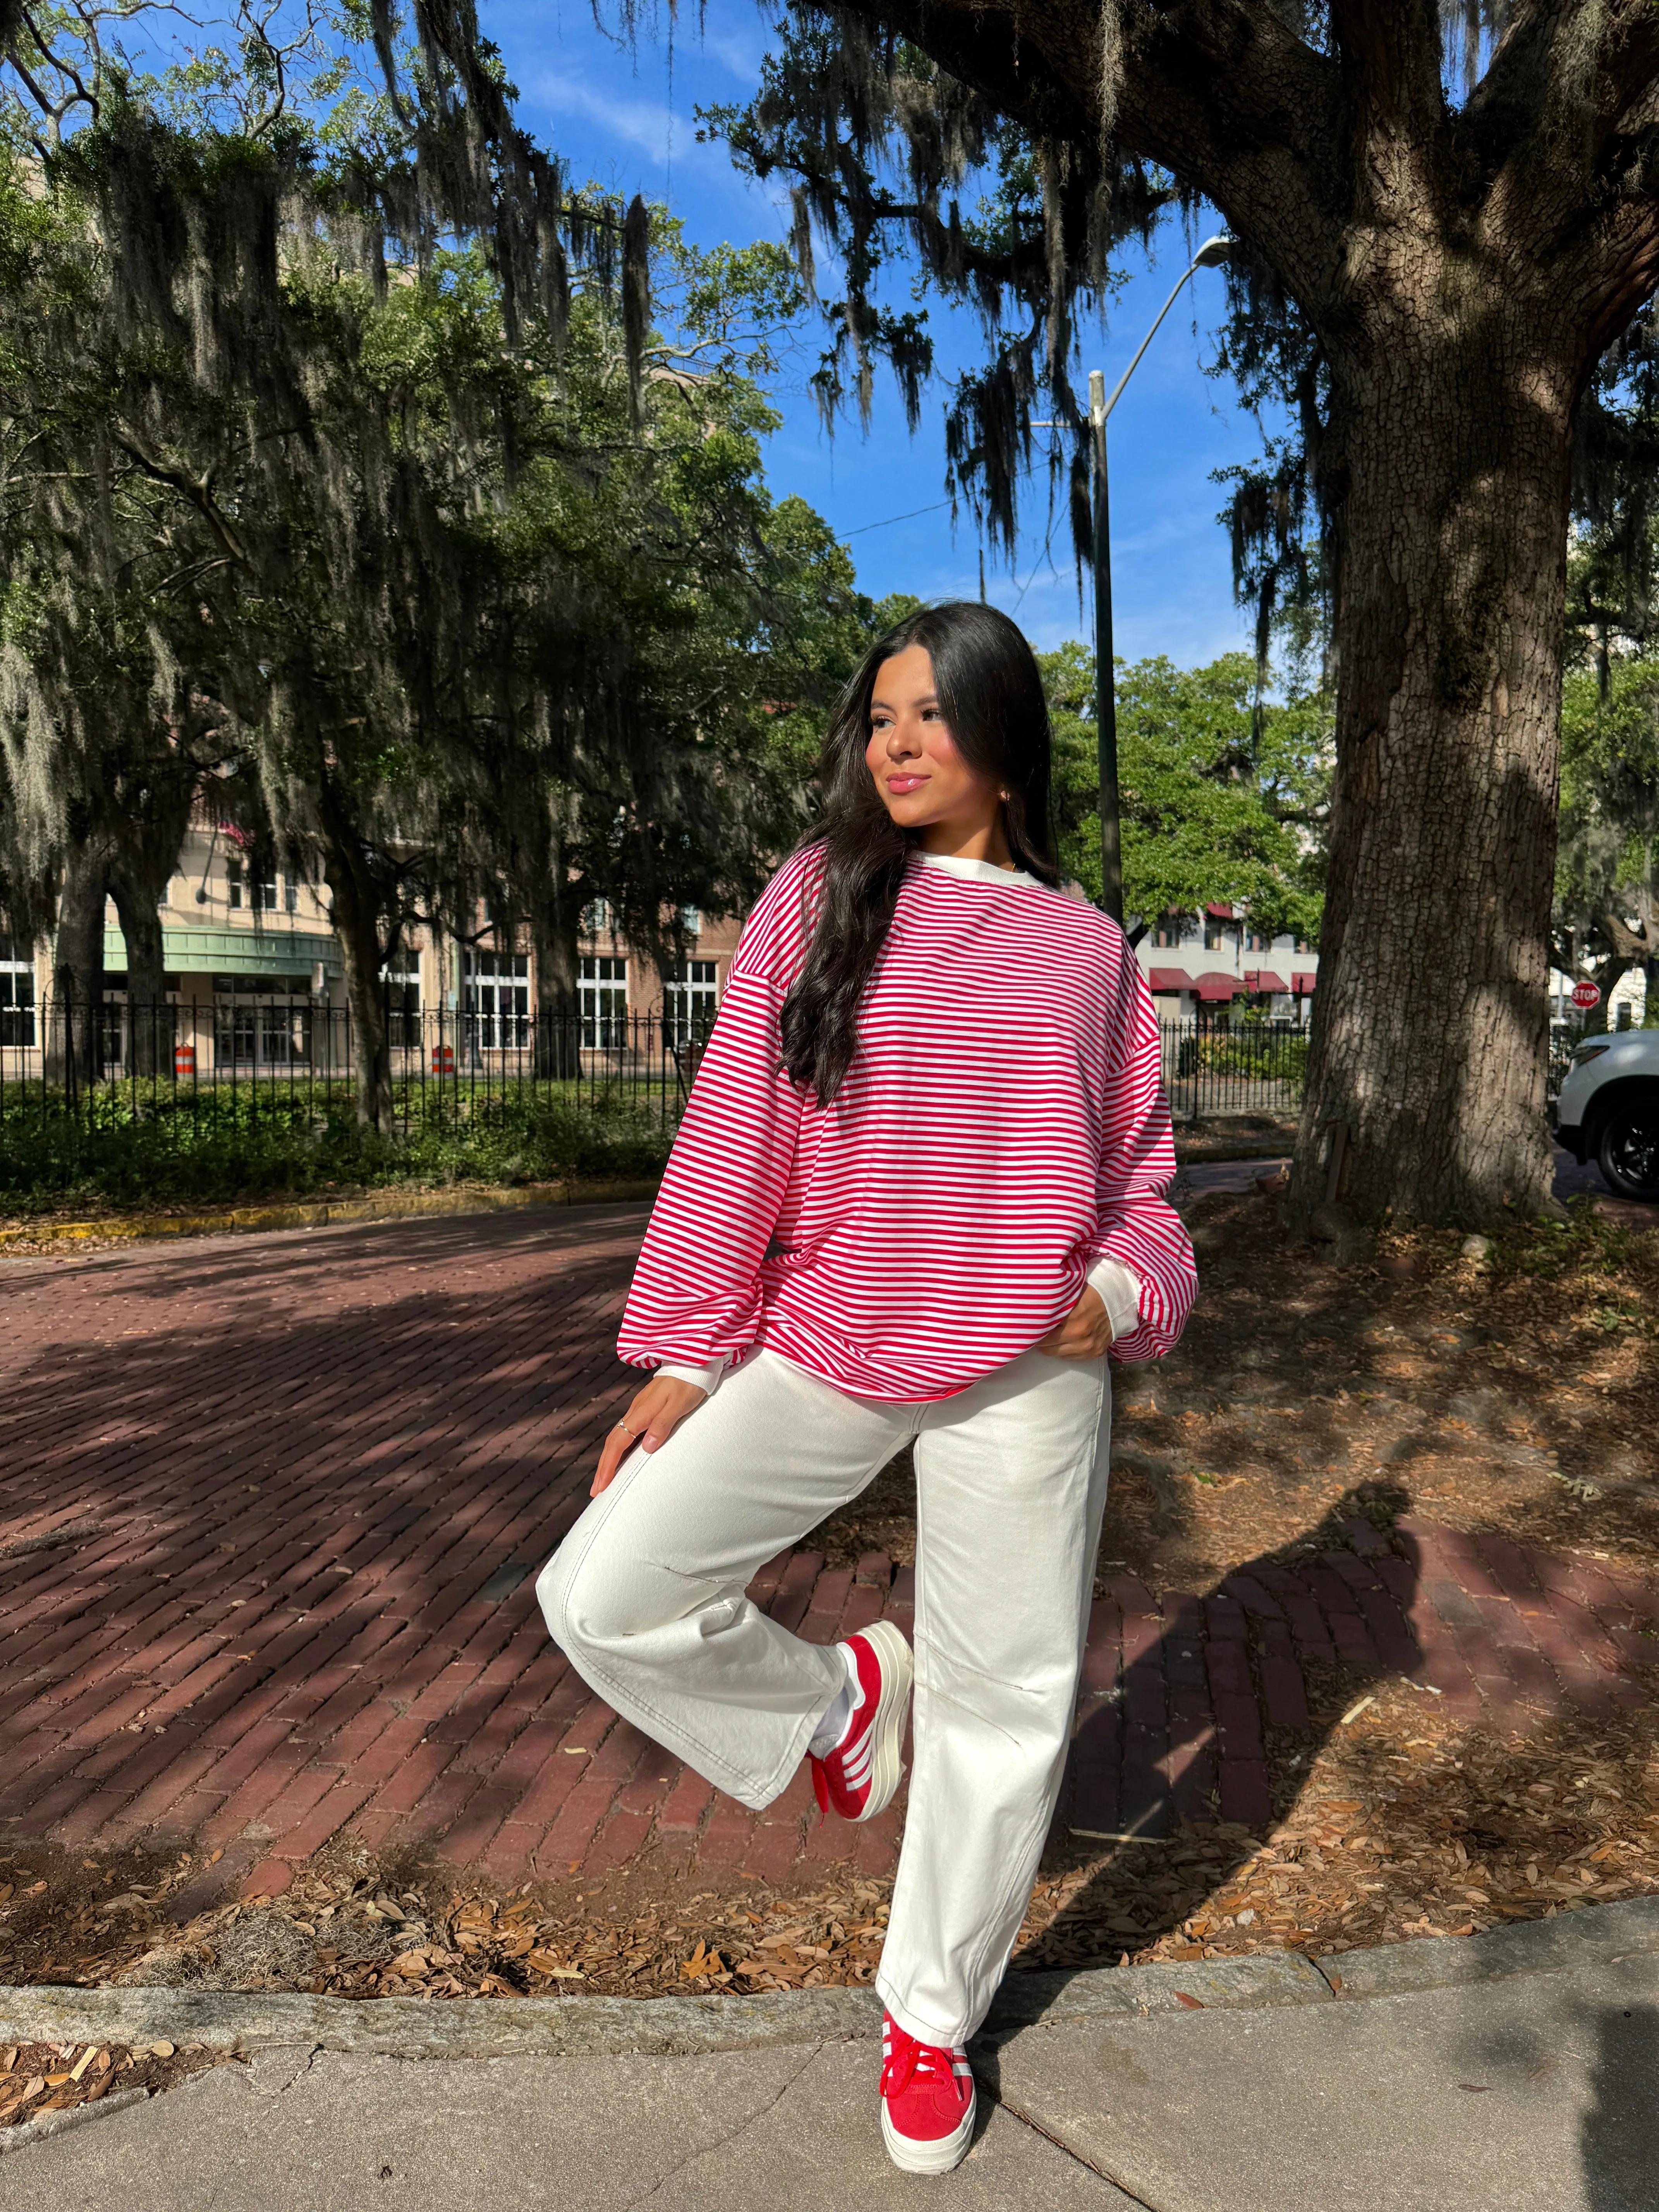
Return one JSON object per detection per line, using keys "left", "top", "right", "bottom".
{"left": 4, "top": 1185, "right": 1656, "bottom": 2128}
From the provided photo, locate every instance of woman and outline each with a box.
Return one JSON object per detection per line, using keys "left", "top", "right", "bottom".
{"left": 538, "top": 601, "right": 1195, "bottom": 2174}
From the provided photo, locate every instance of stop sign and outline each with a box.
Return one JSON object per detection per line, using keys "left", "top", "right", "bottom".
{"left": 1571, "top": 979, "right": 1601, "bottom": 1010}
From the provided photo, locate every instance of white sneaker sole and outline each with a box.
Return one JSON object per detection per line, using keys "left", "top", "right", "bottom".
{"left": 849, "top": 1618, "right": 913, "bottom": 1824}
{"left": 881, "top": 2087, "right": 976, "bottom": 2174}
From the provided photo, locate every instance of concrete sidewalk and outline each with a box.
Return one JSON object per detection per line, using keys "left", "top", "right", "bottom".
{"left": 6, "top": 1943, "right": 1654, "bottom": 2210}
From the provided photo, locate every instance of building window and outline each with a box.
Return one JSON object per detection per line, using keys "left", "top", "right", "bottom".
{"left": 253, "top": 874, "right": 280, "bottom": 914}
{"left": 464, "top": 950, "right": 530, "bottom": 1051}
{"left": 215, "top": 1003, "right": 311, "bottom": 1068}
{"left": 381, "top": 963, "right": 421, "bottom": 1048}
{"left": 580, "top": 955, "right": 629, "bottom": 1048}
{"left": 284, "top": 875, "right": 299, "bottom": 914}
{"left": 663, "top": 959, "right": 717, "bottom": 1046}
{"left": 1203, "top": 916, "right": 1223, "bottom": 951}
{"left": 0, "top": 938, "right": 35, "bottom": 1048}
{"left": 581, "top": 899, "right": 611, "bottom": 936}
{"left": 226, "top": 858, "right": 243, "bottom": 909}
{"left": 679, "top": 906, "right": 702, "bottom": 937}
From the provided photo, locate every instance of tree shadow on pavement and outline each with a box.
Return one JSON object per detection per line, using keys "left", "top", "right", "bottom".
{"left": 1021, "top": 1482, "right": 1428, "bottom": 1976}
{"left": 1580, "top": 2001, "right": 1659, "bottom": 2212}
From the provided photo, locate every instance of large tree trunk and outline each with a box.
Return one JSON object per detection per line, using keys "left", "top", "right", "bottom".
{"left": 108, "top": 864, "right": 171, "bottom": 1078}
{"left": 106, "top": 764, "right": 196, "bottom": 1078}
{"left": 316, "top": 788, "right": 392, "bottom": 1133}
{"left": 49, "top": 838, "right": 111, "bottom": 1098}
{"left": 524, "top": 831, "right": 580, "bottom": 1080}
{"left": 1289, "top": 333, "right": 1573, "bottom": 1231}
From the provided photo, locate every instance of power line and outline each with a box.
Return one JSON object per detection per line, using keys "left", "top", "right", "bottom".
{"left": 1011, "top": 508, "right": 1063, "bottom": 613}
{"left": 840, "top": 499, "right": 955, "bottom": 538}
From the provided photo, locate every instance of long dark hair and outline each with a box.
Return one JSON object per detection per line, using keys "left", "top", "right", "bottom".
{"left": 779, "top": 600, "right": 1058, "bottom": 1104}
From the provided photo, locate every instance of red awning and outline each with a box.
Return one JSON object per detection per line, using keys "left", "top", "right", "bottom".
{"left": 1293, "top": 970, "right": 1317, "bottom": 993}
{"left": 1205, "top": 901, "right": 1235, "bottom": 919}
{"left": 1195, "top": 971, "right": 1245, "bottom": 1001}
{"left": 1243, "top": 969, "right": 1291, "bottom": 994}
{"left": 1148, "top": 968, "right": 1192, "bottom": 992}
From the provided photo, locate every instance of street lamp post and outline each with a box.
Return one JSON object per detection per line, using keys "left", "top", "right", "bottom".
{"left": 1089, "top": 234, "right": 1232, "bottom": 926}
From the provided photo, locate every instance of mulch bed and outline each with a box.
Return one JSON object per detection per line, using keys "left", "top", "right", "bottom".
{"left": 1, "top": 2033, "right": 226, "bottom": 2131}
{"left": 809, "top": 1188, "right": 1659, "bottom": 1592}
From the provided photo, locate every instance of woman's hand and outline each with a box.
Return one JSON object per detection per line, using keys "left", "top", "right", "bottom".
{"left": 591, "top": 1376, "right": 708, "bottom": 1497}
{"left": 1033, "top": 1285, "right": 1115, "bottom": 1360}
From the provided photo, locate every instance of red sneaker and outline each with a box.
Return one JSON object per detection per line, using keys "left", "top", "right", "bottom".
{"left": 879, "top": 2013, "right": 976, "bottom": 2173}
{"left": 809, "top": 1620, "right": 912, "bottom": 1824}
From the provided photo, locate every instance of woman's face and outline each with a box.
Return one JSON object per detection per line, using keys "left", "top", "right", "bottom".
{"left": 864, "top": 644, "right": 1004, "bottom": 847}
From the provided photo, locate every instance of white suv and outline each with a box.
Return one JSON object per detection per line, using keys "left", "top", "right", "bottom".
{"left": 1555, "top": 1030, "right": 1659, "bottom": 1202}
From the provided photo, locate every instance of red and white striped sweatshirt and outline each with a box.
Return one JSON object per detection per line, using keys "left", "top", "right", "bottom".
{"left": 618, "top": 848, "right": 1196, "bottom": 1402}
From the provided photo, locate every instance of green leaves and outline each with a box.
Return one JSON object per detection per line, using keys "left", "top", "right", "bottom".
{"left": 1042, "top": 645, "right": 1329, "bottom": 936}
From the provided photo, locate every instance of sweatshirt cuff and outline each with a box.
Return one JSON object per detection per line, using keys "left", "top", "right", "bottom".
{"left": 654, "top": 1357, "right": 727, "bottom": 1399}
{"left": 1086, "top": 1257, "right": 1142, "bottom": 1346}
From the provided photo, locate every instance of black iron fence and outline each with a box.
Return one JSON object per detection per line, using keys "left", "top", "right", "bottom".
{"left": 7, "top": 991, "right": 1620, "bottom": 1215}
{"left": 1159, "top": 1015, "right": 1309, "bottom": 1123}
{"left": 0, "top": 1000, "right": 713, "bottom": 1209}
{"left": 0, "top": 996, "right": 710, "bottom": 1102}
{"left": 0, "top": 991, "right": 1314, "bottom": 1147}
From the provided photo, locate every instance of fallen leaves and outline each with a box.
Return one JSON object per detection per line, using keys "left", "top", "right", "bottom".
{"left": 679, "top": 1941, "right": 728, "bottom": 1984}
{"left": 525, "top": 1951, "right": 582, "bottom": 1978}
{"left": 0, "top": 2040, "right": 222, "bottom": 2129}
{"left": 1015, "top": 1677, "right": 1659, "bottom": 1976}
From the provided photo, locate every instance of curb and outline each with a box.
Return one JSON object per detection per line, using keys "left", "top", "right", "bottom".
{"left": 2, "top": 1898, "right": 1652, "bottom": 2063}
{"left": 0, "top": 2087, "right": 149, "bottom": 2159}
{"left": 0, "top": 1179, "right": 661, "bottom": 1253}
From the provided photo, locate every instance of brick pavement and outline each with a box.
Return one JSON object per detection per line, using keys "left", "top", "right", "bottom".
{"left": 2, "top": 1206, "right": 1656, "bottom": 1899}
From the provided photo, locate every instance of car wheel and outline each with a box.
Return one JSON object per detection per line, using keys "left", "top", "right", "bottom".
{"left": 1597, "top": 1110, "right": 1659, "bottom": 1202}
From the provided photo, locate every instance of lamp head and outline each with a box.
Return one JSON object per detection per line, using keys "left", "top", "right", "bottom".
{"left": 1193, "top": 233, "right": 1235, "bottom": 268}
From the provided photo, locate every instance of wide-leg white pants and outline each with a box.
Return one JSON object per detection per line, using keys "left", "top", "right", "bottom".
{"left": 536, "top": 1346, "right": 1111, "bottom": 2047}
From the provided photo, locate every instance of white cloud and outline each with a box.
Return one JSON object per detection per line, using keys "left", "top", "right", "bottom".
{"left": 523, "top": 62, "right": 788, "bottom": 222}
{"left": 701, "top": 22, "right": 771, "bottom": 82}
{"left": 530, "top": 66, "right": 684, "bottom": 164}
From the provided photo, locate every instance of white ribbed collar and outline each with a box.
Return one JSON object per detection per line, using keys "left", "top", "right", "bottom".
{"left": 913, "top": 850, "right": 1041, "bottom": 889}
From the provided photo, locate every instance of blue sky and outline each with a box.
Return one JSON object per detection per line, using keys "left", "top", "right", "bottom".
{"left": 486, "top": 0, "right": 1261, "bottom": 665}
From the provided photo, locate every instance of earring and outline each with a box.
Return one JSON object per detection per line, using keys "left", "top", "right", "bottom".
{"left": 998, "top": 788, "right": 1011, "bottom": 801}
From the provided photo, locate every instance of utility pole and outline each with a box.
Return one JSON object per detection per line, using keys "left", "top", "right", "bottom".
{"left": 1085, "top": 234, "right": 1233, "bottom": 928}
{"left": 1091, "top": 368, "right": 1121, "bottom": 925}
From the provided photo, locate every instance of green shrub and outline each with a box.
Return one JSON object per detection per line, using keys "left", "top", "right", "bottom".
{"left": 0, "top": 1073, "right": 677, "bottom": 1214}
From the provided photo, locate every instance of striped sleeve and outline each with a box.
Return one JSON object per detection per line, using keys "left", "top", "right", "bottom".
{"left": 615, "top": 864, "right": 812, "bottom": 1374}
{"left": 1084, "top": 941, "right": 1197, "bottom": 1364}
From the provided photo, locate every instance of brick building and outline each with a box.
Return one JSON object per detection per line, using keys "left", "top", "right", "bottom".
{"left": 1, "top": 824, "right": 1316, "bottom": 1076}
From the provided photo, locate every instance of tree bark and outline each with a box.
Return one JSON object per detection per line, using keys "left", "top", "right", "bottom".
{"left": 49, "top": 837, "right": 111, "bottom": 1097}
{"left": 523, "top": 834, "right": 580, "bottom": 1080}
{"left": 1290, "top": 327, "right": 1573, "bottom": 1228}
{"left": 108, "top": 864, "right": 171, "bottom": 1077}
{"left": 105, "top": 763, "right": 197, "bottom": 1078}
{"left": 316, "top": 787, "right": 393, "bottom": 1133}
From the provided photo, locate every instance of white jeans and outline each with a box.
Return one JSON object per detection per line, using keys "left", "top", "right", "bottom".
{"left": 536, "top": 1346, "right": 1111, "bottom": 2047}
